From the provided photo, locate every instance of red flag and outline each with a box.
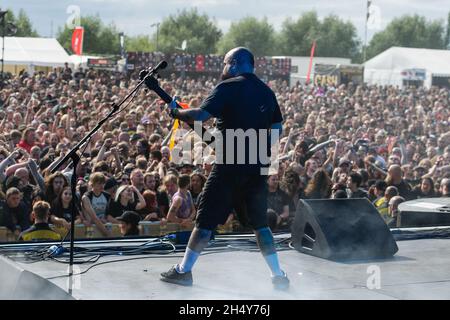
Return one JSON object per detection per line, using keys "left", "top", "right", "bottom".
{"left": 71, "top": 26, "right": 84, "bottom": 55}
{"left": 306, "top": 40, "right": 316, "bottom": 85}
{"left": 195, "top": 55, "right": 205, "bottom": 72}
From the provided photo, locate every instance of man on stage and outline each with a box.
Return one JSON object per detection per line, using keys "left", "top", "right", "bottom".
{"left": 147, "top": 47, "right": 289, "bottom": 290}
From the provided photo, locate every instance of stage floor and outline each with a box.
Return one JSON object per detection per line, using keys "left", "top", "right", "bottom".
{"left": 11, "top": 237, "right": 450, "bottom": 300}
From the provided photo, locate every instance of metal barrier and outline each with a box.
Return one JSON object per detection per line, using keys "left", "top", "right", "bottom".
{"left": 0, "top": 220, "right": 234, "bottom": 242}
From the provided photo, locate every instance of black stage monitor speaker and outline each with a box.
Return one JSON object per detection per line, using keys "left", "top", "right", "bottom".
{"left": 0, "top": 256, "right": 74, "bottom": 300}
{"left": 291, "top": 199, "right": 398, "bottom": 260}
{"left": 398, "top": 198, "right": 450, "bottom": 228}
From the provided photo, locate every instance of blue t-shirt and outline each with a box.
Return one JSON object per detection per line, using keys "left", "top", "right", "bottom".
{"left": 200, "top": 73, "right": 283, "bottom": 174}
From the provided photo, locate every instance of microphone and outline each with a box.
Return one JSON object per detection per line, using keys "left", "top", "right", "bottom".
{"left": 142, "top": 68, "right": 215, "bottom": 146}
{"left": 153, "top": 60, "right": 168, "bottom": 73}
{"left": 139, "top": 60, "right": 168, "bottom": 80}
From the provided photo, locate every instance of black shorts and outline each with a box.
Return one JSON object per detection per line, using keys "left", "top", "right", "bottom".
{"left": 195, "top": 165, "right": 269, "bottom": 230}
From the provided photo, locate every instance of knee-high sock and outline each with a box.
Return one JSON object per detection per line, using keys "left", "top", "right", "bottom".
{"left": 177, "top": 227, "right": 212, "bottom": 273}
{"left": 177, "top": 247, "right": 200, "bottom": 273}
{"left": 255, "top": 227, "right": 283, "bottom": 277}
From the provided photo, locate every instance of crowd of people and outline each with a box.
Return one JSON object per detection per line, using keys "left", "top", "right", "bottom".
{"left": 127, "top": 51, "right": 291, "bottom": 78}
{"left": 268, "top": 80, "right": 450, "bottom": 229}
{"left": 0, "top": 62, "right": 449, "bottom": 241}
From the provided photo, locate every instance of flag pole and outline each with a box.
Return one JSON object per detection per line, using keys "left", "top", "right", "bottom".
{"left": 363, "top": 0, "right": 371, "bottom": 63}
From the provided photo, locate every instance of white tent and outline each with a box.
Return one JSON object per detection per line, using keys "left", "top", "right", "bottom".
{"left": 2, "top": 37, "right": 71, "bottom": 74}
{"left": 69, "top": 54, "right": 101, "bottom": 70}
{"left": 364, "top": 47, "right": 450, "bottom": 88}
{"left": 69, "top": 55, "right": 126, "bottom": 72}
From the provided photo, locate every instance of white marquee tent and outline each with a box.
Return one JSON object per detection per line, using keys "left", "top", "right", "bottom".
{"left": 2, "top": 37, "right": 71, "bottom": 74}
{"left": 69, "top": 54, "right": 101, "bottom": 70}
{"left": 69, "top": 54, "right": 126, "bottom": 72}
{"left": 364, "top": 46, "right": 450, "bottom": 88}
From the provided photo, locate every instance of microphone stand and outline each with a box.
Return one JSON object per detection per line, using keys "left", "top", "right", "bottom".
{"left": 50, "top": 65, "right": 161, "bottom": 295}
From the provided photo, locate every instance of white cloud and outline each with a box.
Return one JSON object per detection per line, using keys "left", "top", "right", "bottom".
{"left": 183, "top": 0, "right": 240, "bottom": 6}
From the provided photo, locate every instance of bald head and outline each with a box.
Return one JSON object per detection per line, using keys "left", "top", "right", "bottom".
{"left": 388, "top": 164, "right": 402, "bottom": 180}
{"left": 226, "top": 47, "right": 254, "bottom": 67}
{"left": 385, "top": 186, "right": 399, "bottom": 200}
{"left": 389, "top": 196, "right": 405, "bottom": 208}
{"left": 222, "top": 47, "right": 255, "bottom": 80}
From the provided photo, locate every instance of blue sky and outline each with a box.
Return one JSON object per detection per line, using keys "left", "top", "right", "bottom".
{"left": 1, "top": 0, "right": 448, "bottom": 43}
